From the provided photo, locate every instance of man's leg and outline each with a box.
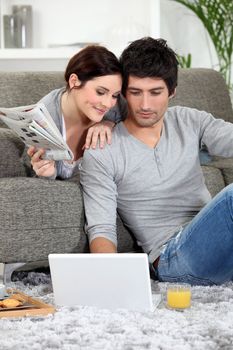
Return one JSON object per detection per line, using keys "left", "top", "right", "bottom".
{"left": 157, "top": 184, "right": 233, "bottom": 285}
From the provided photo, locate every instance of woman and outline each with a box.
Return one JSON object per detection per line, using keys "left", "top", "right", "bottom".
{"left": 27, "top": 45, "right": 125, "bottom": 179}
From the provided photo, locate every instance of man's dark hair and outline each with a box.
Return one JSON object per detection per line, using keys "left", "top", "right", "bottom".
{"left": 119, "top": 37, "right": 179, "bottom": 96}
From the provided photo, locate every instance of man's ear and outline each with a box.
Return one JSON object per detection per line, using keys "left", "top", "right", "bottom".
{"left": 69, "top": 73, "right": 81, "bottom": 89}
{"left": 169, "top": 88, "right": 177, "bottom": 99}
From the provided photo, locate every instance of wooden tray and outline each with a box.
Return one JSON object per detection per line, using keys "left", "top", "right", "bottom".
{"left": 0, "top": 289, "right": 56, "bottom": 318}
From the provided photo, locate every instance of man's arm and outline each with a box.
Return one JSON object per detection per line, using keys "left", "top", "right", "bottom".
{"left": 80, "top": 149, "right": 118, "bottom": 253}
{"left": 197, "top": 110, "right": 233, "bottom": 158}
{"left": 90, "top": 237, "right": 117, "bottom": 253}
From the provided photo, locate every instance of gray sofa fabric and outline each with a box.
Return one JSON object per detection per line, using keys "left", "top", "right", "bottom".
{"left": 0, "top": 72, "right": 64, "bottom": 108}
{"left": 0, "top": 178, "right": 86, "bottom": 262}
{"left": 0, "top": 68, "right": 232, "bottom": 265}
{"left": 170, "top": 68, "right": 233, "bottom": 122}
{"left": 0, "top": 129, "right": 27, "bottom": 177}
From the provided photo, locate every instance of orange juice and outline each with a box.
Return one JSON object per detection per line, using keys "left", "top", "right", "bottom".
{"left": 167, "top": 284, "right": 191, "bottom": 309}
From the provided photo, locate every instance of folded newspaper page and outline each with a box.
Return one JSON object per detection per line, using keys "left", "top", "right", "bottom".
{"left": 0, "top": 103, "right": 74, "bottom": 161}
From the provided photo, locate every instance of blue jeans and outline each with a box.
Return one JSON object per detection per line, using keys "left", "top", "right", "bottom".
{"left": 156, "top": 184, "right": 233, "bottom": 286}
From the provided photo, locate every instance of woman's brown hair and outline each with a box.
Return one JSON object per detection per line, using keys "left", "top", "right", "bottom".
{"left": 64, "top": 45, "right": 122, "bottom": 90}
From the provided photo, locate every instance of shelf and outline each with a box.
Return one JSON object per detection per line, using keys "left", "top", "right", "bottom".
{"left": 0, "top": 47, "right": 79, "bottom": 71}
{"left": 0, "top": 47, "right": 81, "bottom": 59}
{"left": 0, "top": 0, "right": 160, "bottom": 70}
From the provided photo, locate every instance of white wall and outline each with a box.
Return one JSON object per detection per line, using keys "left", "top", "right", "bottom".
{"left": 0, "top": 0, "right": 232, "bottom": 84}
{"left": 160, "top": 0, "right": 221, "bottom": 70}
{"left": 1, "top": 0, "right": 159, "bottom": 51}
{"left": 160, "top": 0, "right": 233, "bottom": 89}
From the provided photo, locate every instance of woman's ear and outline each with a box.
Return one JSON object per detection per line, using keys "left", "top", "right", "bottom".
{"left": 69, "top": 73, "right": 81, "bottom": 89}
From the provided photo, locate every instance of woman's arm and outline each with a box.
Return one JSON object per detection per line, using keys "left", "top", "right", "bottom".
{"left": 84, "top": 120, "right": 115, "bottom": 150}
{"left": 27, "top": 146, "right": 56, "bottom": 178}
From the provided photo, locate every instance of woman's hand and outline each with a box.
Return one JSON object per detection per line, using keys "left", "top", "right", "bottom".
{"left": 27, "top": 146, "right": 56, "bottom": 177}
{"left": 84, "top": 120, "right": 115, "bottom": 150}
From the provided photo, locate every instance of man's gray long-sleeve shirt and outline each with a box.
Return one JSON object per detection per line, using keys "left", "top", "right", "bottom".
{"left": 80, "top": 106, "right": 233, "bottom": 263}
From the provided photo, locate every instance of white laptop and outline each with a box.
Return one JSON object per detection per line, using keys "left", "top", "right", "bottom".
{"left": 49, "top": 253, "right": 160, "bottom": 312}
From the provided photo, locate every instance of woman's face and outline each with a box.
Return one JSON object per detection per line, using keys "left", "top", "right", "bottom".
{"left": 71, "top": 74, "right": 122, "bottom": 123}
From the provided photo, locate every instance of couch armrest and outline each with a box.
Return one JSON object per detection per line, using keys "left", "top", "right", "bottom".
{"left": 0, "top": 128, "right": 28, "bottom": 177}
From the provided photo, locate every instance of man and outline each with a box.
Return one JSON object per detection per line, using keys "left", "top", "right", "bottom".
{"left": 80, "top": 37, "right": 233, "bottom": 285}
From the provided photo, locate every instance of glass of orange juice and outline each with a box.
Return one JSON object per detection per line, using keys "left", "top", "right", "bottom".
{"left": 167, "top": 284, "right": 191, "bottom": 310}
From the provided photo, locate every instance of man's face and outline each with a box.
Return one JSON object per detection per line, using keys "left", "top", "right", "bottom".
{"left": 125, "top": 76, "right": 171, "bottom": 127}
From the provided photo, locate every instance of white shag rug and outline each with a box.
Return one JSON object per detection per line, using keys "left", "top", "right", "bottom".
{"left": 1, "top": 270, "right": 233, "bottom": 350}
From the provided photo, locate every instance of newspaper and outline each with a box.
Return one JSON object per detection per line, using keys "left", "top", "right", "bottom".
{"left": 0, "top": 103, "right": 74, "bottom": 161}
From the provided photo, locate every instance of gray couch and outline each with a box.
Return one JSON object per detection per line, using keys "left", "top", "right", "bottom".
{"left": 0, "top": 69, "right": 233, "bottom": 282}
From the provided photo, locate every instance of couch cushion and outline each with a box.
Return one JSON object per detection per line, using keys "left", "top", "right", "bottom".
{"left": 0, "top": 128, "right": 28, "bottom": 177}
{"left": 202, "top": 165, "right": 225, "bottom": 197}
{"left": 0, "top": 177, "right": 87, "bottom": 262}
{"left": 0, "top": 176, "right": 136, "bottom": 262}
{"left": 204, "top": 156, "right": 233, "bottom": 186}
{"left": 0, "top": 72, "right": 64, "bottom": 107}
{"left": 0, "top": 72, "right": 64, "bottom": 127}
{"left": 171, "top": 68, "right": 233, "bottom": 122}
{"left": 221, "top": 168, "right": 233, "bottom": 186}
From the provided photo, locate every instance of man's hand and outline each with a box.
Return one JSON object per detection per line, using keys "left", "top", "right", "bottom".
{"left": 84, "top": 120, "right": 115, "bottom": 150}
{"left": 27, "top": 146, "right": 56, "bottom": 177}
{"left": 90, "top": 237, "right": 117, "bottom": 253}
